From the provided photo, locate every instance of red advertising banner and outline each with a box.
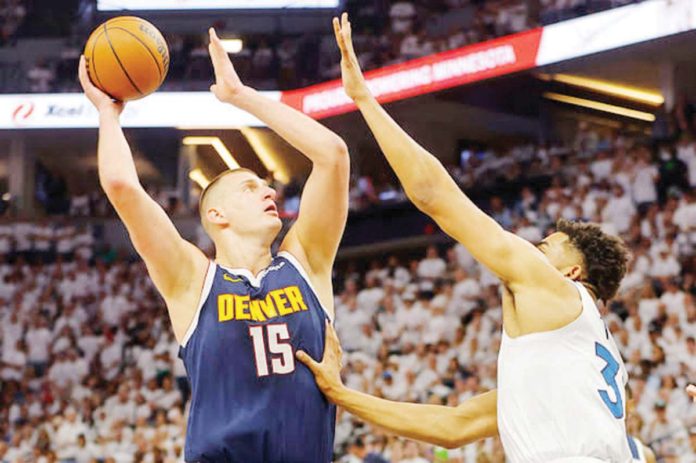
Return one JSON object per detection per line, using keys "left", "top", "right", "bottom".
{"left": 280, "top": 28, "right": 543, "bottom": 119}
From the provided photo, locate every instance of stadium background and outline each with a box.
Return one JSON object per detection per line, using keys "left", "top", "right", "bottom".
{"left": 0, "top": 0, "right": 695, "bottom": 461}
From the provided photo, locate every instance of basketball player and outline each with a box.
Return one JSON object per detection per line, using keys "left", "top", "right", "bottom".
{"left": 78, "top": 27, "right": 349, "bottom": 462}
{"left": 298, "top": 13, "right": 632, "bottom": 462}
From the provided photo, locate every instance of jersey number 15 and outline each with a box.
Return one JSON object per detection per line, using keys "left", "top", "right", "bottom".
{"left": 249, "top": 324, "right": 295, "bottom": 377}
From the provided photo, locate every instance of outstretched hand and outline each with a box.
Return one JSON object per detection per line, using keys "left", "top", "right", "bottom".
{"left": 78, "top": 55, "right": 125, "bottom": 116}
{"left": 208, "top": 27, "right": 249, "bottom": 104}
{"left": 688, "top": 384, "right": 696, "bottom": 403}
{"left": 296, "top": 321, "right": 345, "bottom": 401}
{"left": 333, "top": 12, "right": 371, "bottom": 103}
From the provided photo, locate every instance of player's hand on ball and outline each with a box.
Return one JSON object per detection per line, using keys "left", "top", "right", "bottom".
{"left": 296, "top": 321, "right": 345, "bottom": 400}
{"left": 78, "top": 55, "right": 125, "bottom": 116}
{"left": 333, "top": 13, "right": 371, "bottom": 103}
{"left": 688, "top": 384, "right": 696, "bottom": 402}
{"left": 208, "top": 27, "right": 248, "bottom": 104}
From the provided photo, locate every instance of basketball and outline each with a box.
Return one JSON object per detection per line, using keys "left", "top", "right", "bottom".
{"left": 83, "top": 16, "right": 169, "bottom": 101}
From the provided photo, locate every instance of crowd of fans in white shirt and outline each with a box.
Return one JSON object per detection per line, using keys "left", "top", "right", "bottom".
{"left": 0, "top": 130, "right": 695, "bottom": 462}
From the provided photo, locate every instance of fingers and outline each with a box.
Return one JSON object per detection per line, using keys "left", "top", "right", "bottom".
{"left": 333, "top": 16, "right": 347, "bottom": 56}
{"left": 209, "top": 27, "right": 229, "bottom": 62}
{"left": 325, "top": 321, "right": 344, "bottom": 364}
{"left": 296, "top": 350, "right": 318, "bottom": 372}
{"left": 326, "top": 321, "right": 340, "bottom": 349}
{"left": 78, "top": 55, "right": 92, "bottom": 91}
{"left": 208, "top": 27, "right": 227, "bottom": 82}
{"left": 333, "top": 13, "right": 359, "bottom": 64}
{"left": 79, "top": 55, "right": 120, "bottom": 106}
{"left": 208, "top": 26, "right": 225, "bottom": 55}
{"left": 340, "top": 13, "right": 358, "bottom": 61}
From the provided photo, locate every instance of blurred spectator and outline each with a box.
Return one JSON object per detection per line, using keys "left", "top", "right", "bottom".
{"left": 27, "top": 59, "right": 55, "bottom": 93}
{"left": 390, "top": 1, "right": 417, "bottom": 34}
{"left": 0, "top": 0, "right": 26, "bottom": 45}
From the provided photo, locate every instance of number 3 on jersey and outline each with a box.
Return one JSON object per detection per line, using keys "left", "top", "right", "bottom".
{"left": 595, "top": 342, "right": 624, "bottom": 419}
{"left": 249, "top": 324, "right": 295, "bottom": 377}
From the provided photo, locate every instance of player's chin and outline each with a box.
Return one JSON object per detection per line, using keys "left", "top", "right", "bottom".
{"left": 263, "top": 210, "right": 281, "bottom": 221}
{"left": 264, "top": 214, "right": 283, "bottom": 230}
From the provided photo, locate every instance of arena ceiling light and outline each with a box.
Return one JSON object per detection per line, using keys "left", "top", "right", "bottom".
{"left": 188, "top": 168, "right": 211, "bottom": 189}
{"left": 543, "top": 92, "right": 656, "bottom": 122}
{"left": 220, "top": 39, "right": 243, "bottom": 54}
{"left": 182, "top": 136, "right": 240, "bottom": 170}
{"left": 239, "top": 127, "right": 289, "bottom": 183}
{"left": 539, "top": 73, "right": 664, "bottom": 106}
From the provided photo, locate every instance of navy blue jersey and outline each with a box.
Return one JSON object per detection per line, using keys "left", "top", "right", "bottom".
{"left": 179, "top": 251, "right": 335, "bottom": 463}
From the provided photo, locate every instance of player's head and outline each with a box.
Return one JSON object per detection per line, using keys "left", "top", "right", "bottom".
{"left": 199, "top": 168, "right": 281, "bottom": 241}
{"left": 536, "top": 219, "right": 628, "bottom": 301}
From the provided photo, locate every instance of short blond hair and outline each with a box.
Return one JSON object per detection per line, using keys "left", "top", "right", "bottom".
{"left": 198, "top": 168, "right": 259, "bottom": 233}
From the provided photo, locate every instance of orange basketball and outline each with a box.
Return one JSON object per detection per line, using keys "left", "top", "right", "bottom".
{"left": 84, "top": 16, "right": 169, "bottom": 101}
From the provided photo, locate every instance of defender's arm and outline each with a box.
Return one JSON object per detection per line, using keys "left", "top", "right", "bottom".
{"left": 297, "top": 323, "right": 497, "bottom": 448}
{"left": 334, "top": 386, "right": 497, "bottom": 448}
{"left": 333, "top": 14, "right": 562, "bottom": 290}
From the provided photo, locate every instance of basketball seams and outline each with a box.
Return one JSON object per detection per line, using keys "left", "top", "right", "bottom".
{"left": 102, "top": 22, "right": 143, "bottom": 97}
{"left": 107, "top": 26, "right": 164, "bottom": 83}
{"left": 106, "top": 18, "right": 169, "bottom": 77}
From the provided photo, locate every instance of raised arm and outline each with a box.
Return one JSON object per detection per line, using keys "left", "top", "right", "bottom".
{"left": 208, "top": 29, "right": 349, "bottom": 312}
{"left": 79, "top": 57, "right": 208, "bottom": 342}
{"left": 297, "top": 323, "right": 498, "bottom": 448}
{"left": 332, "top": 14, "right": 559, "bottom": 289}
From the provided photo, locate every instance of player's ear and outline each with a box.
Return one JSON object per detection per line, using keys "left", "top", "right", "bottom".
{"left": 206, "top": 206, "right": 227, "bottom": 226}
{"left": 561, "top": 265, "right": 582, "bottom": 281}
{"left": 563, "top": 264, "right": 583, "bottom": 281}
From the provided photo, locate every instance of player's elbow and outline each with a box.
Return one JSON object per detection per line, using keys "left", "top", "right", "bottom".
{"left": 437, "top": 435, "right": 463, "bottom": 449}
{"left": 333, "top": 138, "right": 349, "bottom": 158}
{"left": 405, "top": 164, "right": 451, "bottom": 212}
{"left": 334, "top": 141, "right": 350, "bottom": 172}
{"left": 445, "top": 401, "right": 497, "bottom": 448}
{"left": 329, "top": 139, "right": 350, "bottom": 170}
{"left": 425, "top": 410, "right": 477, "bottom": 449}
{"left": 442, "top": 428, "right": 475, "bottom": 449}
{"left": 100, "top": 178, "right": 141, "bottom": 205}
{"left": 312, "top": 137, "right": 349, "bottom": 170}
{"left": 101, "top": 177, "right": 135, "bottom": 194}
{"left": 318, "top": 140, "right": 350, "bottom": 179}
{"left": 405, "top": 180, "right": 438, "bottom": 211}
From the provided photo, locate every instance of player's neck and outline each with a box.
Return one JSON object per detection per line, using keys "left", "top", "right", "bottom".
{"left": 214, "top": 233, "right": 274, "bottom": 276}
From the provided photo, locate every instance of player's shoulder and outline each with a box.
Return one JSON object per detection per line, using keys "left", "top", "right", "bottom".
{"left": 274, "top": 249, "right": 318, "bottom": 283}
{"left": 506, "top": 277, "right": 583, "bottom": 335}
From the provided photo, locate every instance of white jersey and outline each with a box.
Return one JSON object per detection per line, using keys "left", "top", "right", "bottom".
{"left": 498, "top": 281, "right": 632, "bottom": 463}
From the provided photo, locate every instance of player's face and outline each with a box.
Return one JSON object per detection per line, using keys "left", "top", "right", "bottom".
{"left": 536, "top": 232, "right": 584, "bottom": 279}
{"left": 218, "top": 172, "right": 281, "bottom": 235}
